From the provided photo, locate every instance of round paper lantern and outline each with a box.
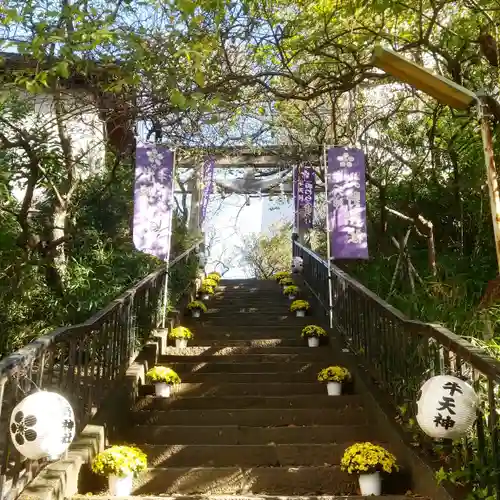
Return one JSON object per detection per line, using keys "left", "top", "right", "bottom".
{"left": 10, "top": 391, "right": 76, "bottom": 460}
{"left": 292, "top": 256, "right": 303, "bottom": 274}
{"left": 416, "top": 375, "right": 478, "bottom": 440}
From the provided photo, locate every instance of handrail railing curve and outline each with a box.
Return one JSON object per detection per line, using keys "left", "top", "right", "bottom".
{"left": 293, "top": 239, "right": 500, "bottom": 499}
{"left": 0, "top": 239, "right": 202, "bottom": 500}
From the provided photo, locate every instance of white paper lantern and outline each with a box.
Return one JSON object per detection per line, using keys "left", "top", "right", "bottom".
{"left": 10, "top": 391, "right": 76, "bottom": 460}
{"left": 292, "top": 256, "right": 303, "bottom": 274}
{"left": 416, "top": 375, "right": 478, "bottom": 440}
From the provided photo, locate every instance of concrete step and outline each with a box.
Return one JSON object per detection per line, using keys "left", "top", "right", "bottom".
{"left": 165, "top": 372, "right": 337, "bottom": 384}
{"left": 175, "top": 328, "right": 320, "bottom": 340}
{"left": 158, "top": 353, "right": 335, "bottom": 363}
{"left": 141, "top": 382, "right": 338, "bottom": 397}
{"left": 153, "top": 362, "right": 330, "bottom": 375}
{"left": 134, "top": 394, "right": 364, "bottom": 411}
{"left": 135, "top": 443, "right": 381, "bottom": 467}
{"left": 74, "top": 496, "right": 420, "bottom": 500}
{"left": 129, "top": 406, "right": 366, "bottom": 427}
{"left": 184, "top": 339, "right": 309, "bottom": 347}
{"left": 194, "top": 315, "right": 314, "bottom": 324}
{"left": 123, "top": 424, "right": 375, "bottom": 445}
{"left": 162, "top": 345, "right": 327, "bottom": 355}
{"left": 119, "top": 466, "right": 358, "bottom": 495}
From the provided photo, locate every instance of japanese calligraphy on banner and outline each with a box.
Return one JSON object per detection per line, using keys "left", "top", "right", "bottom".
{"left": 297, "top": 163, "right": 315, "bottom": 228}
{"left": 133, "top": 144, "right": 175, "bottom": 261}
{"left": 200, "top": 156, "right": 215, "bottom": 224}
{"left": 326, "top": 147, "right": 368, "bottom": 259}
{"left": 416, "top": 375, "right": 478, "bottom": 440}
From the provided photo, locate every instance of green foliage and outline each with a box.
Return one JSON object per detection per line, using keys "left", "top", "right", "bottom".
{"left": 273, "top": 271, "right": 290, "bottom": 282}
{"left": 240, "top": 223, "right": 292, "bottom": 279}
{"left": 91, "top": 446, "right": 147, "bottom": 477}
{"left": 146, "top": 366, "right": 181, "bottom": 384}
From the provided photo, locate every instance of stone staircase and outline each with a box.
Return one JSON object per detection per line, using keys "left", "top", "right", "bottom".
{"left": 79, "top": 279, "right": 423, "bottom": 499}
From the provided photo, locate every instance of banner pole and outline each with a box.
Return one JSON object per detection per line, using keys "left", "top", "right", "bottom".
{"left": 324, "top": 145, "right": 334, "bottom": 329}
{"left": 161, "top": 148, "right": 177, "bottom": 329}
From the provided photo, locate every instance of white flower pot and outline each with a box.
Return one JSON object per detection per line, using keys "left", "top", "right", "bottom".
{"left": 296, "top": 310, "right": 305, "bottom": 317}
{"left": 202, "top": 294, "right": 210, "bottom": 300}
{"left": 192, "top": 309, "right": 201, "bottom": 318}
{"left": 327, "top": 381, "right": 342, "bottom": 396}
{"left": 288, "top": 295, "right": 296, "bottom": 300}
{"left": 154, "top": 382, "right": 171, "bottom": 398}
{"left": 176, "top": 338, "right": 188, "bottom": 349}
{"left": 308, "top": 337, "right": 319, "bottom": 347}
{"left": 109, "top": 474, "right": 133, "bottom": 496}
{"left": 358, "top": 472, "right": 382, "bottom": 496}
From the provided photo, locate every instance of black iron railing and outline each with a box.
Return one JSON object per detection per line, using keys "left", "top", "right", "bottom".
{"left": 293, "top": 239, "right": 500, "bottom": 499}
{"left": 0, "top": 240, "right": 202, "bottom": 500}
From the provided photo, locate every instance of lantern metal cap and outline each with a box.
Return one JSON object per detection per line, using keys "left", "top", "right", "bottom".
{"left": 371, "top": 45, "right": 477, "bottom": 110}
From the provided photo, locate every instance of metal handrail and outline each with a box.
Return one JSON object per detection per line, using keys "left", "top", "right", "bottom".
{"left": 293, "top": 238, "right": 500, "bottom": 499}
{"left": 0, "top": 238, "right": 202, "bottom": 500}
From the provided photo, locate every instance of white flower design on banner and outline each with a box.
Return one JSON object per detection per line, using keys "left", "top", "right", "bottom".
{"left": 146, "top": 148, "right": 164, "bottom": 167}
{"left": 337, "top": 152, "right": 355, "bottom": 168}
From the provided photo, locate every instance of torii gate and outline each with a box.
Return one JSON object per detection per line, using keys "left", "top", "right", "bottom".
{"left": 176, "top": 145, "right": 324, "bottom": 244}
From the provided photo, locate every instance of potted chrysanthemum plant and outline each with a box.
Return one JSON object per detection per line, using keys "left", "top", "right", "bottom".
{"left": 280, "top": 277, "right": 294, "bottom": 290}
{"left": 146, "top": 366, "right": 181, "bottom": 397}
{"left": 169, "top": 326, "right": 193, "bottom": 348}
{"left": 341, "top": 442, "right": 398, "bottom": 496}
{"left": 91, "top": 445, "right": 147, "bottom": 496}
{"left": 317, "top": 366, "right": 350, "bottom": 395}
{"left": 274, "top": 271, "right": 289, "bottom": 283}
{"left": 290, "top": 299, "right": 310, "bottom": 318}
{"left": 203, "top": 277, "right": 219, "bottom": 290}
{"left": 206, "top": 272, "right": 221, "bottom": 283}
{"left": 283, "top": 285, "right": 299, "bottom": 300}
{"left": 301, "top": 324, "right": 326, "bottom": 347}
{"left": 199, "top": 284, "right": 214, "bottom": 300}
{"left": 187, "top": 300, "right": 207, "bottom": 318}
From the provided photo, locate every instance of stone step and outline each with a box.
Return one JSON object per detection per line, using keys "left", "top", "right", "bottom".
{"left": 196, "top": 315, "right": 313, "bottom": 323}
{"left": 123, "top": 424, "right": 375, "bottom": 445}
{"left": 158, "top": 354, "right": 335, "bottom": 363}
{"left": 135, "top": 443, "right": 381, "bottom": 467}
{"left": 141, "top": 382, "right": 340, "bottom": 398}
{"left": 166, "top": 372, "right": 336, "bottom": 384}
{"left": 134, "top": 394, "right": 364, "bottom": 411}
{"left": 112, "top": 466, "right": 358, "bottom": 495}
{"left": 185, "top": 339, "right": 309, "bottom": 347}
{"left": 129, "top": 406, "right": 366, "bottom": 427}
{"left": 162, "top": 345, "right": 326, "bottom": 355}
{"left": 74, "top": 496, "right": 419, "bottom": 500}
{"left": 156, "top": 362, "right": 330, "bottom": 374}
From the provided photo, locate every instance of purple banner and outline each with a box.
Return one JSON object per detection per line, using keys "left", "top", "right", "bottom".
{"left": 297, "top": 163, "right": 315, "bottom": 228}
{"left": 200, "top": 156, "right": 215, "bottom": 223}
{"left": 293, "top": 165, "right": 299, "bottom": 230}
{"left": 326, "top": 147, "right": 368, "bottom": 259}
{"left": 133, "top": 144, "right": 175, "bottom": 260}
